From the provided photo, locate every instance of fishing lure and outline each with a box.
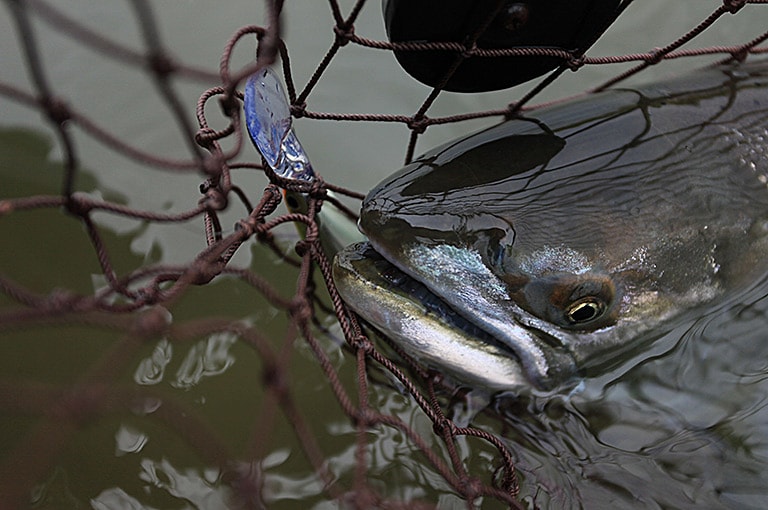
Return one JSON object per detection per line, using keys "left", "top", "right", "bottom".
{"left": 243, "top": 67, "right": 314, "bottom": 183}
{"left": 243, "top": 66, "right": 363, "bottom": 254}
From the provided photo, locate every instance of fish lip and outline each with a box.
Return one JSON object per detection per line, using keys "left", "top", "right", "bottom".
{"left": 354, "top": 243, "right": 523, "bottom": 357}
{"left": 377, "top": 240, "right": 580, "bottom": 390}
{"left": 334, "top": 241, "right": 579, "bottom": 392}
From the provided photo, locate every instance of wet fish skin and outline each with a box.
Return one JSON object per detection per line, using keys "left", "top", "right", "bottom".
{"left": 334, "top": 242, "right": 530, "bottom": 390}
{"left": 335, "top": 59, "right": 768, "bottom": 391}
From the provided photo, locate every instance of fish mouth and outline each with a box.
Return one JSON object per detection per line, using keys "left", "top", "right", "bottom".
{"left": 333, "top": 241, "right": 579, "bottom": 392}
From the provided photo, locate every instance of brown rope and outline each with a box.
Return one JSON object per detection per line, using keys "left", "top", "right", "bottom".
{"left": 0, "top": 0, "right": 766, "bottom": 508}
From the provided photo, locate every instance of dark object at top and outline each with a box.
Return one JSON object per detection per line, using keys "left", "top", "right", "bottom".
{"left": 383, "top": 0, "right": 622, "bottom": 92}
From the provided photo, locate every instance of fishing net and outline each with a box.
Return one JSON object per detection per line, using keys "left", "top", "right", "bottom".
{"left": 1, "top": 0, "right": 767, "bottom": 508}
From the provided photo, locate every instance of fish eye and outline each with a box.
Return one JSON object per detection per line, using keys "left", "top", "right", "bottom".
{"left": 565, "top": 297, "right": 606, "bottom": 324}
{"left": 507, "top": 272, "right": 618, "bottom": 331}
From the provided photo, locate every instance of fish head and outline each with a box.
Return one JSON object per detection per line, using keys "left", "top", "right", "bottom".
{"left": 334, "top": 61, "right": 768, "bottom": 392}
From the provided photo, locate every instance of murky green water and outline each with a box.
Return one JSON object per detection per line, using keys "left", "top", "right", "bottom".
{"left": 2, "top": 1, "right": 768, "bottom": 508}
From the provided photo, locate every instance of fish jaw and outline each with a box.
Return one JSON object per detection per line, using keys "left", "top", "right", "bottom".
{"left": 333, "top": 241, "right": 580, "bottom": 392}
{"left": 336, "top": 60, "right": 768, "bottom": 391}
{"left": 389, "top": 242, "right": 580, "bottom": 389}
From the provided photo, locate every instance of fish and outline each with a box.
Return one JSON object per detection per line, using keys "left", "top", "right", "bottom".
{"left": 332, "top": 59, "right": 768, "bottom": 392}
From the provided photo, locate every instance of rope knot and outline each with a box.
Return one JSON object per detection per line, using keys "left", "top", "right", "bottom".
{"left": 42, "top": 96, "right": 71, "bottom": 125}
{"left": 460, "top": 44, "right": 477, "bottom": 60}
{"left": 731, "top": 47, "right": 749, "bottom": 62}
{"left": 407, "top": 117, "right": 429, "bottom": 135}
{"left": 354, "top": 408, "right": 378, "bottom": 427}
{"left": 290, "top": 102, "right": 307, "bottom": 118}
{"left": 724, "top": 0, "right": 746, "bottom": 14}
{"left": 432, "top": 416, "right": 458, "bottom": 437}
{"left": 235, "top": 217, "right": 258, "bottom": 236}
{"left": 333, "top": 24, "right": 355, "bottom": 46}
{"left": 202, "top": 187, "right": 228, "bottom": 211}
{"left": 294, "top": 239, "right": 311, "bottom": 257}
{"left": 288, "top": 296, "right": 313, "bottom": 323}
{"left": 457, "top": 476, "right": 484, "bottom": 501}
{"left": 351, "top": 334, "right": 374, "bottom": 354}
{"left": 148, "top": 52, "right": 175, "bottom": 77}
{"left": 194, "top": 127, "right": 218, "bottom": 149}
{"left": 64, "top": 193, "right": 92, "bottom": 217}
{"left": 566, "top": 54, "right": 585, "bottom": 72}
{"left": 646, "top": 48, "right": 665, "bottom": 65}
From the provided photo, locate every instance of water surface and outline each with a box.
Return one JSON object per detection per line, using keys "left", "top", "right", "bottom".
{"left": 1, "top": 1, "right": 768, "bottom": 508}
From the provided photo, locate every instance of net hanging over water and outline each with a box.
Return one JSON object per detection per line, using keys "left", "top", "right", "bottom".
{"left": 1, "top": 0, "right": 768, "bottom": 508}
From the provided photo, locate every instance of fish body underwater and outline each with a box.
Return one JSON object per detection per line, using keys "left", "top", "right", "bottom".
{"left": 333, "top": 59, "right": 768, "bottom": 392}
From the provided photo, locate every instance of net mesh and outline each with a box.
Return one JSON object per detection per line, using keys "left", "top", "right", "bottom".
{"left": 1, "top": 0, "right": 767, "bottom": 508}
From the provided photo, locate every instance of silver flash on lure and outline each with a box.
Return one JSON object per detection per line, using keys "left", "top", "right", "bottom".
{"left": 244, "top": 67, "right": 313, "bottom": 182}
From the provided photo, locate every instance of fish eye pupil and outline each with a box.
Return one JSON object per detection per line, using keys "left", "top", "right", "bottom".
{"left": 566, "top": 299, "right": 603, "bottom": 324}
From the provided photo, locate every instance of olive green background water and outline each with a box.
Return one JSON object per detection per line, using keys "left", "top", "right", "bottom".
{"left": 1, "top": 1, "right": 768, "bottom": 508}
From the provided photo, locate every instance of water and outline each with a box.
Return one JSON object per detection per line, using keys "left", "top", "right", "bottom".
{"left": 487, "top": 275, "right": 768, "bottom": 508}
{"left": 1, "top": 1, "right": 768, "bottom": 508}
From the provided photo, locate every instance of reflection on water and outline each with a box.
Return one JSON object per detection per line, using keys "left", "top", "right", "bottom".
{"left": 2, "top": 1, "right": 768, "bottom": 508}
{"left": 4, "top": 75, "right": 768, "bottom": 510}
{"left": 488, "top": 274, "right": 768, "bottom": 508}
{"left": 134, "top": 333, "right": 240, "bottom": 390}
{"left": 114, "top": 425, "right": 148, "bottom": 457}
{"left": 134, "top": 339, "right": 173, "bottom": 386}
{"left": 172, "top": 333, "right": 238, "bottom": 390}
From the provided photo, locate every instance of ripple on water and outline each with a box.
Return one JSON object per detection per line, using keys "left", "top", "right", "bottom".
{"left": 491, "top": 271, "right": 768, "bottom": 508}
